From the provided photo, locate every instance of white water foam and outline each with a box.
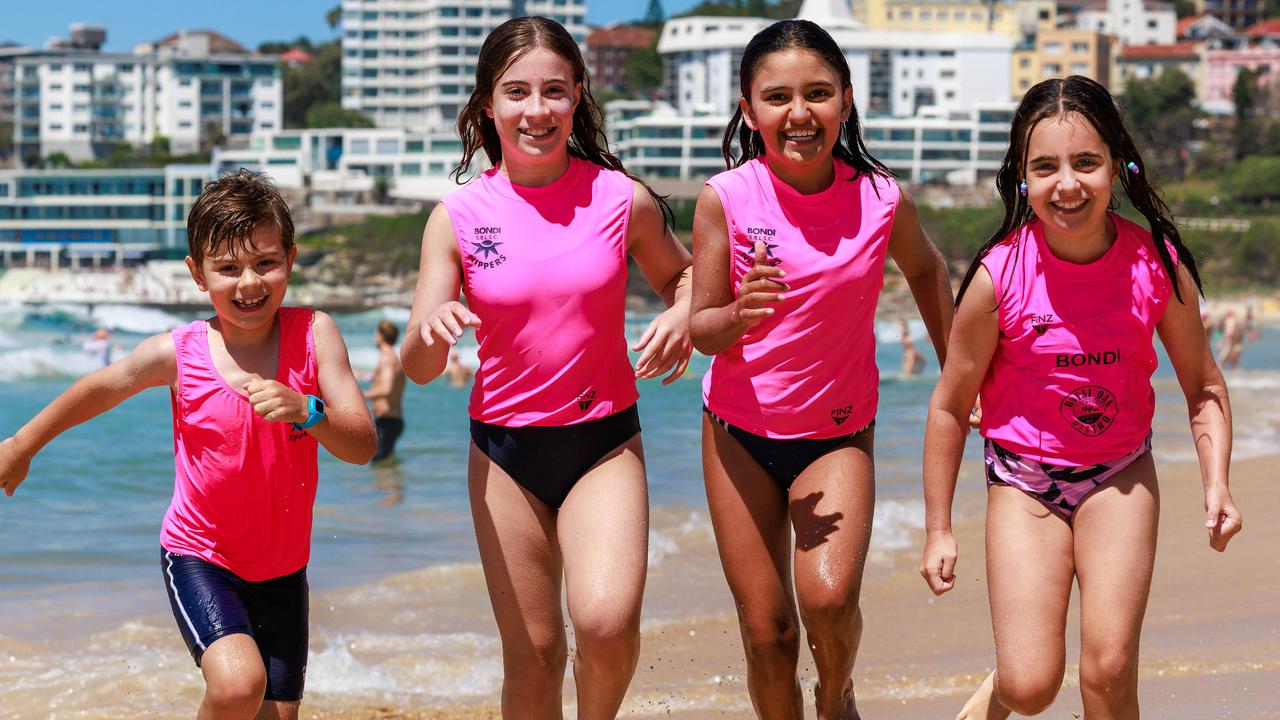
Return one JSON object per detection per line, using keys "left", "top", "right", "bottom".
{"left": 870, "top": 499, "right": 926, "bottom": 556}
{"left": 0, "top": 346, "right": 101, "bottom": 381}
{"left": 89, "top": 304, "right": 187, "bottom": 335}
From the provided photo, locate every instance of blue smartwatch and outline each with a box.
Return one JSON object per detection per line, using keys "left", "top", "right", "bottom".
{"left": 293, "top": 394, "right": 326, "bottom": 431}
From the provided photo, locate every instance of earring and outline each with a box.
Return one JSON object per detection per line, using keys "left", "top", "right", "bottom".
{"left": 1126, "top": 161, "right": 1140, "bottom": 174}
{"left": 1018, "top": 180, "right": 1028, "bottom": 196}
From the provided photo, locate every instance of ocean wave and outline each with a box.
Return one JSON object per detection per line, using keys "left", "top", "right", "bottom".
{"left": 870, "top": 499, "right": 926, "bottom": 555}
{"left": 0, "top": 346, "right": 102, "bottom": 381}
{"left": 308, "top": 631, "right": 502, "bottom": 699}
{"left": 89, "top": 304, "right": 188, "bottom": 335}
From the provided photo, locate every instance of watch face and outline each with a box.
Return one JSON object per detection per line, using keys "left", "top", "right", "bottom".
{"left": 315, "top": 397, "right": 326, "bottom": 414}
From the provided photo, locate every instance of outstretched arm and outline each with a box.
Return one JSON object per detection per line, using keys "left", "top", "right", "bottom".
{"left": 887, "top": 186, "right": 954, "bottom": 367}
{"left": 401, "top": 203, "right": 474, "bottom": 385}
{"left": 919, "top": 266, "right": 998, "bottom": 595}
{"left": 1157, "top": 265, "right": 1240, "bottom": 552}
{"left": 627, "top": 181, "right": 694, "bottom": 385}
{"left": 1, "top": 332, "right": 177, "bottom": 496}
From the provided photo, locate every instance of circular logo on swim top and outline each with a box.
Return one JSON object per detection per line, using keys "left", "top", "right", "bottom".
{"left": 1059, "top": 385, "right": 1118, "bottom": 437}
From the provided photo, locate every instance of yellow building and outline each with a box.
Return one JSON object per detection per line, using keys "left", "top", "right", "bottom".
{"left": 859, "top": 0, "right": 1057, "bottom": 40}
{"left": 1012, "top": 45, "right": 1041, "bottom": 97}
{"left": 1034, "top": 30, "right": 1113, "bottom": 90}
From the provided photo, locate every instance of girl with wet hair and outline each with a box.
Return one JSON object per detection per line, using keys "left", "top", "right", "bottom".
{"left": 401, "top": 16, "right": 693, "bottom": 719}
{"left": 919, "top": 75, "right": 1242, "bottom": 718}
{"left": 690, "top": 19, "right": 954, "bottom": 719}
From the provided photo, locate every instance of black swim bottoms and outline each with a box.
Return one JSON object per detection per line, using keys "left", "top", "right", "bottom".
{"left": 373, "top": 415, "right": 405, "bottom": 462}
{"left": 705, "top": 406, "right": 874, "bottom": 491}
{"left": 161, "top": 550, "right": 309, "bottom": 702}
{"left": 469, "top": 404, "right": 642, "bottom": 509}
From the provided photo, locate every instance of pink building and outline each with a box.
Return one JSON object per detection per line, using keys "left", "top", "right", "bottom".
{"left": 1204, "top": 44, "right": 1280, "bottom": 113}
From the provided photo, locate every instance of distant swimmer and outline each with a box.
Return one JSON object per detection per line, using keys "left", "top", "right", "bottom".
{"left": 1244, "top": 304, "right": 1261, "bottom": 343}
{"left": 81, "top": 327, "right": 114, "bottom": 367}
{"left": 364, "top": 320, "right": 407, "bottom": 462}
{"left": 1217, "top": 308, "right": 1243, "bottom": 369}
{"left": 444, "top": 351, "right": 473, "bottom": 387}
{"left": 898, "top": 318, "right": 925, "bottom": 376}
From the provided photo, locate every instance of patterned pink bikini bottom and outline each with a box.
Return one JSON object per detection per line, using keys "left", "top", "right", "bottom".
{"left": 984, "top": 432, "right": 1153, "bottom": 520}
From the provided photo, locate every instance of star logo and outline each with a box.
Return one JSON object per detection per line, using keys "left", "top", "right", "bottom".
{"left": 742, "top": 243, "right": 779, "bottom": 262}
{"left": 472, "top": 239, "right": 503, "bottom": 258}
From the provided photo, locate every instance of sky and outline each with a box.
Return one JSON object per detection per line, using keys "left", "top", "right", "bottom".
{"left": 0, "top": 0, "right": 706, "bottom": 52}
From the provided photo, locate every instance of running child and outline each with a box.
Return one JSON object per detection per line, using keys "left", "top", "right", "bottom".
{"left": 0, "top": 170, "right": 376, "bottom": 720}
{"left": 689, "top": 20, "right": 953, "bottom": 720}
{"left": 918, "top": 76, "right": 1242, "bottom": 719}
{"left": 399, "top": 17, "right": 692, "bottom": 719}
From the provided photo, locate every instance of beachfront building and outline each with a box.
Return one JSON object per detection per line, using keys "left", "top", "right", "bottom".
{"left": 0, "top": 164, "right": 213, "bottom": 268}
{"left": 586, "top": 25, "right": 658, "bottom": 94}
{"left": 10, "top": 28, "right": 282, "bottom": 166}
{"left": 1203, "top": 43, "right": 1280, "bottom": 113}
{"left": 606, "top": 99, "right": 1015, "bottom": 186}
{"left": 657, "top": 0, "right": 1012, "bottom": 119}
{"left": 1068, "top": 0, "right": 1178, "bottom": 47}
{"left": 1036, "top": 30, "right": 1114, "bottom": 89}
{"left": 1115, "top": 42, "right": 1204, "bottom": 96}
{"left": 1194, "top": 0, "right": 1265, "bottom": 31}
{"left": 859, "top": 0, "right": 1056, "bottom": 42}
{"left": 211, "top": 126, "right": 466, "bottom": 204}
{"left": 339, "top": 0, "right": 587, "bottom": 132}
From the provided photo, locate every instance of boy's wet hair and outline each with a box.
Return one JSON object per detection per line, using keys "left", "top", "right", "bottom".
{"left": 376, "top": 320, "right": 400, "bottom": 345}
{"left": 187, "top": 169, "right": 295, "bottom": 266}
{"left": 956, "top": 75, "right": 1201, "bottom": 306}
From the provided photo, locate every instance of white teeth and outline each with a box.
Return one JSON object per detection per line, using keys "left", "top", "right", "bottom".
{"left": 1055, "top": 199, "right": 1087, "bottom": 210}
{"left": 234, "top": 297, "right": 267, "bottom": 309}
{"left": 522, "top": 128, "right": 553, "bottom": 137}
{"left": 784, "top": 131, "right": 817, "bottom": 141}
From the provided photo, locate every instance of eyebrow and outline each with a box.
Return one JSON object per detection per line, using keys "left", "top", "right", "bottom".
{"left": 759, "top": 80, "right": 835, "bottom": 93}
{"left": 1027, "top": 150, "right": 1105, "bottom": 164}
{"left": 500, "top": 78, "right": 570, "bottom": 87}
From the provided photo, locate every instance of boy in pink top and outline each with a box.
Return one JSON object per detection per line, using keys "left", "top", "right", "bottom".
{"left": 400, "top": 18, "right": 692, "bottom": 719}
{"left": 689, "top": 21, "right": 954, "bottom": 719}
{"left": 920, "top": 77, "right": 1242, "bottom": 719}
{"left": 0, "top": 171, "right": 376, "bottom": 720}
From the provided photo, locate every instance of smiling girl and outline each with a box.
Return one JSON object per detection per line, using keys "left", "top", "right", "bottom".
{"left": 689, "top": 20, "right": 953, "bottom": 720}
{"left": 919, "top": 76, "right": 1242, "bottom": 719}
{"left": 0, "top": 170, "right": 376, "bottom": 720}
{"left": 399, "top": 16, "right": 692, "bottom": 719}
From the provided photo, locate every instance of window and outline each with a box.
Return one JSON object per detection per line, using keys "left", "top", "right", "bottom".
{"left": 179, "top": 121, "right": 192, "bottom": 128}
{"left": 1071, "top": 63, "right": 1089, "bottom": 74}
{"left": 1044, "top": 63, "right": 1061, "bottom": 75}
{"left": 74, "top": 63, "right": 91, "bottom": 72}
{"left": 73, "top": 124, "right": 88, "bottom": 132}
{"left": 1072, "top": 42, "right": 1089, "bottom": 52}
{"left": 940, "top": 69, "right": 955, "bottom": 79}
{"left": 376, "top": 138, "right": 398, "bottom": 154}
{"left": 350, "top": 139, "right": 370, "bottom": 154}
{"left": 179, "top": 100, "right": 193, "bottom": 108}
{"left": 1147, "top": 19, "right": 1157, "bottom": 29}
{"left": 180, "top": 78, "right": 193, "bottom": 87}
{"left": 1019, "top": 57, "right": 1031, "bottom": 68}
{"left": 1044, "top": 42, "right": 1062, "bottom": 54}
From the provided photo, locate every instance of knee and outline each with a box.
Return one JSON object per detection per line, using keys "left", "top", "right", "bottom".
{"left": 1080, "top": 647, "right": 1139, "bottom": 697}
{"left": 740, "top": 613, "right": 800, "bottom": 663}
{"left": 798, "top": 584, "right": 860, "bottom": 634}
{"left": 204, "top": 670, "right": 266, "bottom": 715}
{"left": 573, "top": 608, "right": 641, "bottom": 664}
{"left": 506, "top": 629, "right": 568, "bottom": 680}
{"left": 994, "top": 670, "right": 1062, "bottom": 716}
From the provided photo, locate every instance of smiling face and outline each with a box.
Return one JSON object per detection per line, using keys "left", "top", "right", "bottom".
{"left": 485, "top": 47, "right": 580, "bottom": 165}
{"left": 741, "top": 48, "right": 852, "bottom": 185}
{"left": 1023, "top": 111, "right": 1119, "bottom": 244}
{"left": 186, "top": 223, "right": 296, "bottom": 333}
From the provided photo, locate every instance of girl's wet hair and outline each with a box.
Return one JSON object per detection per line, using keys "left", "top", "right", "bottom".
{"left": 454, "top": 16, "right": 672, "bottom": 226}
{"left": 722, "top": 19, "right": 890, "bottom": 181}
{"left": 955, "top": 75, "right": 1201, "bottom": 305}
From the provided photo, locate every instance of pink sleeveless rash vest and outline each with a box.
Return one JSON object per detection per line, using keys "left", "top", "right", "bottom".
{"left": 160, "top": 307, "right": 320, "bottom": 581}
{"left": 979, "top": 215, "right": 1176, "bottom": 465}
{"left": 703, "top": 158, "right": 900, "bottom": 439}
{"left": 441, "top": 156, "right": 638, "bottom": 426}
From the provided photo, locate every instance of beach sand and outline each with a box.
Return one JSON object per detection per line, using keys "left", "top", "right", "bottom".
{"left": 1, "top": 388, "right": 1276, "bottom": 719}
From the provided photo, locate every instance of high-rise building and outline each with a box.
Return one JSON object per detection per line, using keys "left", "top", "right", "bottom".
{"left": 339, "top": 0, "right": 588, "bottom": 132}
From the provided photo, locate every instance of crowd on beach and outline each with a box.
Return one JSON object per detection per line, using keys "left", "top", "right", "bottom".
{"left": 0, "top": 15, "right": 1248, "bottom": 720}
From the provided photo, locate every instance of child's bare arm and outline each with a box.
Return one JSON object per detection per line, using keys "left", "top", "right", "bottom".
{"left": 1, "top": 333, "right": 177, "bottom": 496}
{"left": 309, "top": 311, "right": 377, "bottom": 464}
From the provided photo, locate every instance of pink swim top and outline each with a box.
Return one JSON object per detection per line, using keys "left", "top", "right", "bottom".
{"left": 703, "top": 158, "right": 900, "bottom": 439}
{"left": 160, "top": 307, "right": 319, "bottom": 582}
{"left": 979, "top": 215, "right": 1176, "bottom": 465}
{"left": 441, "top": 156, "right": 638, "bottom": 426}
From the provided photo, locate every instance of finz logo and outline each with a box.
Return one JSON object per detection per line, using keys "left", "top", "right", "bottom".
{"left": 830, "top": 405, "right": 854, "bottom": 426}
{"left": 1060, "top": 385, "right": 1118, "bottom": 437}
{"left": 577, "top": 390, "right": 597, "bottom": 411}
{"left": 1030, "top": 313, "right": 1054, "bottom": 335}
{"left": 743, "top": 227, "right": 783, "bottom": 267}
{"left": 467, "top": 227, "right": 507, "bottom": 269}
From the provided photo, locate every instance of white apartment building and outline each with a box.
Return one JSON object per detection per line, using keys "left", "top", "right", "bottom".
{"left": 607, "top": 99, "right": 1016, "bottom": 186}
{"left": 657, "top": 0, "right": 1012, "bottom": 119}
{"left": 12, "top": 34, "right": 282, "bottom": 165}
{"left": 1074, "top": 0, "right": 1178, "bottom": 47}
{"left": 339, "top": 0, "right": 588, "bottom": 132}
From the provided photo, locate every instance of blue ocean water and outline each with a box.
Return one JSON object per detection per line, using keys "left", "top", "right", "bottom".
{"left": 0, "top": 299, "right": 1277, "bottom": 643}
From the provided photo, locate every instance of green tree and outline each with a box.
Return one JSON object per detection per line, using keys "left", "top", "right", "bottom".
{"left": 304, "top": 102, "right": 374, "bottom": 128}
{"left": 1231, "top": 68, "right": 1261, "bottom": 160}
{"left": 1174, "top": 0, "right": 1196, "bottom": 17}
{"left": 1220, "top": 156, "right": 1280, "bottom": 204}
{"left": 283, "top": 41, "right": 342, "bottom": 128}
{"left": 1120, "top": 69, "right": 1201, "bottom": 181}
{"left": 623, "top": 46, "right": 663, "bottom": 97}
{"left": 326, "top": 5, "right": 342, "bottom": 31}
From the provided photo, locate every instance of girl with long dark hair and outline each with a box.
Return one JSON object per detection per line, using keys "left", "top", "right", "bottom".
{"left": 919, "top": 76, "right": 1242, "bottom": 718}
{"left": 689, "top": 20, "right": 954, "bottom": 719}
{"left": 400, "top": 17, "right": 692, "bottom": 718}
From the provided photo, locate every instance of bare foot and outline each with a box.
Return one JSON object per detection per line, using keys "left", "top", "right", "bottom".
{"left": 957, "top": 671, "right": 1012, "bottom": 720}
{"left": 815, "top": 679, "right": 860, "bottom": 720}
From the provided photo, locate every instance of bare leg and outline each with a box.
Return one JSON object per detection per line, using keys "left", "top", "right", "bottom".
{"left": 469, "top": 445, "right": 567, "bottom": 720}
{"left": 789, "top": 431, "right": 875, "bottom": 720}
{"left": 981, "top": 485, "right": 1076, "bottom": 717}
{"left": 703, "top": 414, "right": 804, "bottom": 719}
{"left": 1073, "top": 454, "right": 1159, "bottom": 720}
{"left": 197, "top": 634, "right": 267, "bottom": 720}
{"left": 253, "top": 701, "right": 298, "bottom": 720}
{"left": 558, "top": 434, "right": 648, "bottom": 719}
{"left": 955, "top": 671, "right": 1004, "bottom": 720}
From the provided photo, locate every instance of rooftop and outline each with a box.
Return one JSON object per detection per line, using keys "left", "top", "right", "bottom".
{"left": 1117, "top": 41, "right": 1202, "bottom": 59}
{"left": 586, "top": 25, "right": 656, "bottom": 49}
